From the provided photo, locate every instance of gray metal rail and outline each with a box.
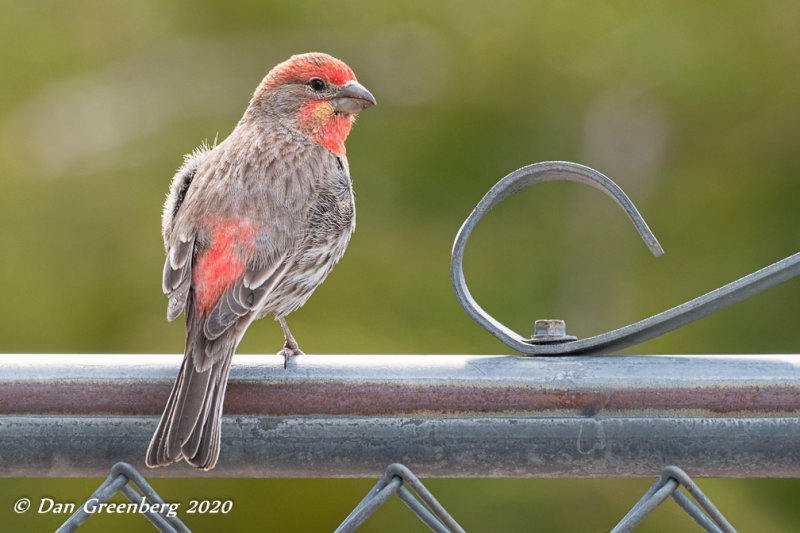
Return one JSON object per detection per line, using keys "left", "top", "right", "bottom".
{"left": 2, "top": 353, "right": 799, "bottom": 478}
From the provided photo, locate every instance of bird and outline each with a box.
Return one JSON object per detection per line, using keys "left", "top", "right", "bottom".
{"left": 145, "top": 52, "right": 375, "bottom": 470}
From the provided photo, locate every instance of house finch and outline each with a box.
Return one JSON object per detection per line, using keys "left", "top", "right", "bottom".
{"left": 146, "top": 53, "right": 375, "bottom": 470}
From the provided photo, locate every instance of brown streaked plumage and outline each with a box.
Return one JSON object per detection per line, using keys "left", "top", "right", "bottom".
{"left": 146, "top": 53, "right": 375, "bottom": 470}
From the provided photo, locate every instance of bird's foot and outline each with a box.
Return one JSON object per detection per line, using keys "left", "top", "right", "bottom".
{"left": 277, "top": 317, "right": 304, "bottom": 368}
{"left": 279, "top": 342, "right": 304, "bottom": 369}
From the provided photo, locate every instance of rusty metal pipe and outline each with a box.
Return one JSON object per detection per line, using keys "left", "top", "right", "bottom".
{"left": 1, "top": 353, "right": 799, "bottom": 477}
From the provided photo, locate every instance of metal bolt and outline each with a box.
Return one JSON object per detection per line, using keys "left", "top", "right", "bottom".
{"left": 529, "top": 319, "right": 578, "bottom": 344}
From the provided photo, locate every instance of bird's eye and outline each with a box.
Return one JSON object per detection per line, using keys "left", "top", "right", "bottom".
{"left": 308, "top": 78, "right": 326, "bottom": 91}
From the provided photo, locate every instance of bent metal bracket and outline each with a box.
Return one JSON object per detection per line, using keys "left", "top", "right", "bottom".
{"left": 450, "top": 161, "right": 800, "bottom": 355}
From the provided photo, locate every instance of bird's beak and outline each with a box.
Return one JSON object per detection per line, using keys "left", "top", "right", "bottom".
{"left": 332, "top": 81, "right": 376, "bottom": 114}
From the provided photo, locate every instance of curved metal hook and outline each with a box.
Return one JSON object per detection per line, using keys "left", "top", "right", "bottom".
{"left": 450, "top": 161, "right": 663, "bottom": 355}
{"left": 452, "top": 161, "right": 800, "bottom": 355}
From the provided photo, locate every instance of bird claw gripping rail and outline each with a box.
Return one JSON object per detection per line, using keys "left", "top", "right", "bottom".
{"left": 451, "top": 161, "right": 800, "bottom": 355}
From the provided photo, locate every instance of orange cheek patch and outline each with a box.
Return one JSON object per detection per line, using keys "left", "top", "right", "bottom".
{"left": 310, "top": 102, "right": 334, "bottom": 126}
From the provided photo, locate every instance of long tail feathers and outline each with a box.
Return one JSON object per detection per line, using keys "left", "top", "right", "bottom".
{"left": 146, "top": 315, "right": 236, "bottom": 471}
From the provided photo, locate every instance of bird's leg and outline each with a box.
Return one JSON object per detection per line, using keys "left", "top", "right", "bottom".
{"left": 278, "top": 317, "right": 304, "bottom": 368}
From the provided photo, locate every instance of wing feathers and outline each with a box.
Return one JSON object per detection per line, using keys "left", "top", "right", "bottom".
{"left": 204, "top": 289, "right": 249, "bottom": 340}
{"left": 203, "top": 258, "right": 289, "bottom": 340}
{"left": 163, "top": 237, "right": 195, "bottom": 322}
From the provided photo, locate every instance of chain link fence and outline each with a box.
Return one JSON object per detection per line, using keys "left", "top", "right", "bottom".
{"left": 56, "top": 461, "right": 737, "bottom": 532}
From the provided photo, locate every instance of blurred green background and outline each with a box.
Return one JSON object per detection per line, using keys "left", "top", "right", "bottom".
{"left": 2, "top": 0, "right": 799, "bottom": 531}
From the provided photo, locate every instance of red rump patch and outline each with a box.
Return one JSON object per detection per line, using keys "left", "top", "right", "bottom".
{"left": 192, "top": 219, "right": 256, "bottom": 313}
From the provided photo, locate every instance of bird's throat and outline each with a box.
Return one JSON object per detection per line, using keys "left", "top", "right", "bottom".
{"left": 300, "top": 101, "right": 353, "bottom": 156}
